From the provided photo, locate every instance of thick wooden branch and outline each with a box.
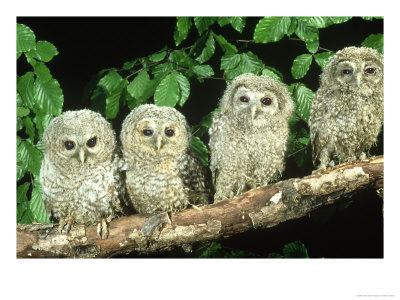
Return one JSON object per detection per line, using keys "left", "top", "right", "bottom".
{"left": 17, "top": 156, "right": 383, "bottom": 258}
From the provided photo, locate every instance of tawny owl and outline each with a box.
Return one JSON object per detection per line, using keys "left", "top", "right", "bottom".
{"left": 309, "top": 46, "right": 384, "bottom": 169}
{"left": 120, "top": 104, "right": 209, "bottom": 214}
{"left": 40, "top": 109, "right": 124, "bottom": 239}
{"left": 209, "top": 73, "right": 294, "bottom": 202}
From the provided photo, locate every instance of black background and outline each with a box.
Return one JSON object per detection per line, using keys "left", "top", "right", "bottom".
{"left": 16, "top": 17, "right": 384, "bottom": 258}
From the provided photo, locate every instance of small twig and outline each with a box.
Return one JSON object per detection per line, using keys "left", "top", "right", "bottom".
{"left": 288, "top": 146, "right": 308, "bottom": 158}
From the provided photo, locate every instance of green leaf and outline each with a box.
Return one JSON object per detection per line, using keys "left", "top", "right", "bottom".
{"left": 17, "top": 140, "right": 42, "bottom": 177}
{"left": 195, "top": 242, "right": 222, "bottom": 258}
{"left": 123, "top": 59, "right": 138, "bottom": 70}
{"left": 213, "top": 33, "right": 238, "bottom": 55}
{"left": 221, "top": 53, "right": 241, "bottom": 70}
{"left": 17, "top": 182, "right": 30, "bottom": 204}
{"left": 105, "top": 80, "right": 126, "bottom": 119}
{"left": 190, "top": 136, "right": 209, "bottom": 166}
{"left": 17, "top": 107, "right": 30, "bottom": 117}
{"left": 291, "top": 54, "right": 313, "bottom": 79}
{"left": 18, "top": 204, "right": 35, "bottom": 224}
{"left": 174, "top": 17, "right": 192, "bottom": 46}
{"left": 283, "top": 241, "right": 309, "bottom": 258}
{"left": 191, "top": 108, "right": 219, "bottom": 138}
{"left": 239, "top": 52, "right": 264, "bottom": 74}
{"left": 217, "top": 17, "right": 246, "bottom": 33}
{"left": 98, "top": 70, "right": 123, "bottom": 93}
{"left": 222, "top": 52, "right": 264, "bottom": 81}
{"left": 169, "top": 50, "right": 196, "bottom": 69}
{"left": 23, "top": 117, "right": 36, "bottom": 141}
{"left": 30, "top": 186, "right": 50, "bottom": 223}
{"left": 330, "top": 17, "right": 352, "bottom": 24}
{"left": 30, "top": 40, "right": 58, "bottom": 62}
{"left": 306, "top": 40, "right": 319, "bottom": 53}
{"left": 298, "top": 137, "right": 310, "bottom": 145}
{"left": 193, "top": 65, "right": 214, "bottom": 77}
{"left": 148, "top": 51, "right": 167, "bottom": 62}
{"left": 286, "top": 18, "right": 298, "bottom": 37}
{"left": 194, "top": 17, "right": 216, "bottom": 35}
{"left": 33, "top": 112, "right": 54, "bottom": 137}
{"left": 295, "top": 19, "right": 319, "bottom": 42}
{"left": 33, "top": 78, "right": 64, "bottom": 116}
{"left": 176, "top": 72, "right": 190, "bottom": 107}
{"left": 17, "top": 72, "right": 36, "bottom": 109}
{"left": 261, "top": 66, "right": 283, "bottom": 82}
{"left": 154, "top": 72, "right": 180, "bottom": 107}
{"left": 152, "top": 62, "right": 175, "bottom": 78}
{"left": 196, "top": 33, "right": 215, "bottom": 64}
{"left": 33, "top": 61, "right": 52, "bottom": 82}
{"left": 314, "top": 52, "right": 335, "bottom": 70}
{"left": 127, "top": 70, "right": 151, "bottom": 99}
{"left": 299, "top": 17, "right": 333, "bottom": 29}
{"left": 254, "top": 17, "right": 292, "bottom": 43}
{"left": 17, "top": 23, "right": 36, "bottom": 53}
{"left": 292, "top": 83, "right": 314, "bottom": 122}
{"left": 362, "top": 33, "right": 384, "bottom": 54}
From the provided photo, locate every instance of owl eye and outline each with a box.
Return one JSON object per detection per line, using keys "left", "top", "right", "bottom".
{"left": 142, "top": 129, "right": 154, "bottom": 136}
{"left": 86, "top": 137, "right": 97, "bottom": 148}
{"left": 165, "top": 128, "right": 175, "bottom": 137}
{"left": 261, "top": 97, "right": 272, "bottom": 106}
{"left": 64, "top": 141, "right": 75, "bottom": 150}
{"left": 364, "top": 67, "right": 376, "bottom": 74}
{"left": 239, "top": 96, "right": 249, "bottom": 103}
{"left": 342, "top": 69, "right": 353, "bottom": 75}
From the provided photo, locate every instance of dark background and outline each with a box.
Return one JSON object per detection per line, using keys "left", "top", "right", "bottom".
{"left": 16, "top": 17, "right": 384, "bottom": 258}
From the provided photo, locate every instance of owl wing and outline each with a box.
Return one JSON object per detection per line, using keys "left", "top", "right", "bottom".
{"left": 111, "top": 154, "right": 131, "bottom": 215}
{"left": 180, "top": 150, "right": 211, "bottom": 206}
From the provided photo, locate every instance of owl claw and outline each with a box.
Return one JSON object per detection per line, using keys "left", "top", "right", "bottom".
{"left": 58, "top": 216, "right": 75, "bottom": 235}
{"left": 97, "top": 218, "right": 109, "bottom": 240}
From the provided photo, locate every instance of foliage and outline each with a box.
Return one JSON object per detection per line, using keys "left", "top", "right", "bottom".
{"left": 195, "top": 240, "right": 310, "bottom": 258}
{"left": 16, "top": 17, "right": 383, "bottom": 236}
{"left": 86, "top": 16, "right": 383, "bottom": 171}
{"left": 17, "top": 23, "right": 63, "bottom": 224}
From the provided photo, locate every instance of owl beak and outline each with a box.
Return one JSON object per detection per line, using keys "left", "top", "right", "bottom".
{"left": 356, "top": 74, "right": 362, "bottom": 86}
{"left": 251, "top": 105, "right": 258, "bottom": 120}
{"left": 156, "top": 135, "right": 163, "bottom": 151}
{"left": 79, "top": 147, "right": 85, "bottom": 164}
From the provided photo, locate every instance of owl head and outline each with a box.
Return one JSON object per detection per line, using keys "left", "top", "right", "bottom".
{"left": 219, "top": 73, "right": 294, "bottom": 127}
{"left": 42, "top": 109, "right": 116, "bottom": 166}
{"left": 321, "top": 46, "right": 383, "bottom": 93}
{"left": 120, "top": 104, "right": 191, "bottom": 159}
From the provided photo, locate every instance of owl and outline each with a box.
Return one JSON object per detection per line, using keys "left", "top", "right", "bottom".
{"left": 209, "top": 73, "right": 295, "bottom": 202}
{"left": 309, "top": 46, "right": 384, "bottom": 170}
{"left": 120, "top": 104, "right": 209, "bottom": 214}
{"left": 40, "top": 109, "right": 124, "bottom": 239}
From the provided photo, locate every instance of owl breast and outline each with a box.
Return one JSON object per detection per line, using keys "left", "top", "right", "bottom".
{"left": 40, "top": 157, "right": 116, "bottom": 225}
{"left": 125, "top": 157, "right": 188, "bottom": 214}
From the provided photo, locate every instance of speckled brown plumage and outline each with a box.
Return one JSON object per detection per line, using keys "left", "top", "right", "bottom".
{"left": 40, "top": 109, "right": 124, "bottom": 239}
{"left": 120, "top": 104, "right": 209, "bottom": 214}
{"left": 209, "top": 73, "right": 294, "bottom": 202}
{"left": 309, "top": 47, "right": 384, "bottom": 169}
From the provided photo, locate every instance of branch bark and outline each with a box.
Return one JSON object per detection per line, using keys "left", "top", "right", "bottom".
{"left": 17, "top": 156, "right": 383, "bottom": 258}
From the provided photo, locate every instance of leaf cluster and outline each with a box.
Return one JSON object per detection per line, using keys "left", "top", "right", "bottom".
{"left": 17, "top": 23, "right": 64, "bottom": 224}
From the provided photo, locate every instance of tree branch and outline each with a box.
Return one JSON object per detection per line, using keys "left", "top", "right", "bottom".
{"left": 17, "top": 156, "right": 383, "bottom": 258}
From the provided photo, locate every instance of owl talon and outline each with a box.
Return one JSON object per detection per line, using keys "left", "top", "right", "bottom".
{"left": 97, "top": 219, "right": 109, "bottom": 240}
{"left": 58, "top": 216, "right": 75, "bottom": 234}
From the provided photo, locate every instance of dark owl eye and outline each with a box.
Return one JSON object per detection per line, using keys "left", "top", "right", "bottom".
{"left": 261, "top": 97, "right": 272, "bottom": 106}
{"left": 165, "top": 128, "right": 175, "bottom": 137}
{"left": 142, "top": 129, "right": 153, "bottom": 136}
{"left": 364, "top": 67, "right": 376, "bottom": 74}
{"left": 86, "top": 137, "right": 97, "bottom": 148}
{"left": 239, "top": 96, "right": 249, "bottom": 103}
{"left": 64, "top": 141, "right": 75, "bottom": 150}
{"left": 342, "top": 69, "right": 353, "bottom": 75}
